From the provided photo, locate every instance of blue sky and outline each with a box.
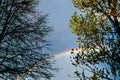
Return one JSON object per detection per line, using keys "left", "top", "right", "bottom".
{"left": 37, "top": 1, "right": 120, "bottom": 80}
{"left": 39, "top": 0, "right": 78, "bottom": 54}
{"left": 38, "top": 0, "right": 79, "bottom": 80}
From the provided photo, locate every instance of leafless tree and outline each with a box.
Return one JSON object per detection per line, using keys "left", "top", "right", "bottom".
{"left": 0, "top": 0, "right": 54, "bottom": 79}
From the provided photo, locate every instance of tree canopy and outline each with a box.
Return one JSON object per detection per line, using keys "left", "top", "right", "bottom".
{"left": 70, "top": 0, "right": 120, "bottom": 80}
{"left": 0, "top": 0, "right": 54, "bottom": 79}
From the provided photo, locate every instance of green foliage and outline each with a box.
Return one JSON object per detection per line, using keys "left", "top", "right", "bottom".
{"left": 0, "top": 0, "right": 54, "bottom": 79}
{"left": 70, "top": 0, "right": 120, "bottom": 80}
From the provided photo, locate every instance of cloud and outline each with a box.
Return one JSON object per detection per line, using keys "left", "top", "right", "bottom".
{"left": 51, "top": 53, "right": 77, "bottom": 80}
{"left": 50, "top": 52, "right": 92, "bottom": 80}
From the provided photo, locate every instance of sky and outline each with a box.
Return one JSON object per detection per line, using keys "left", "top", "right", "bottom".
{"left": 39, "top": 0, "right": 78, "bottom": 54}
{"left": 51, "top": 52, "right": 79, "bottom": 80}
{"left": 24, "top": 0, "right": 120, "bottom": 80}
{"left": 38, "top": 0, "right": 79, "bottom": 80}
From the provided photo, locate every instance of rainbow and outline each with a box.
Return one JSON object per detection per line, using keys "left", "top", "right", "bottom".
{"left": 16, "top": 47, "right": 95, "bottom": 80}
{"left": 53, "top": 48, "right": 82, "bottom": 58}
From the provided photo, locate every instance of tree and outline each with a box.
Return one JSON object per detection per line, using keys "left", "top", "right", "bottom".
{"left": 70, "top": 0, "right": 120, "bottom": 80}
{"left": 0, "top": 0, "right": 54, "bottom": 79}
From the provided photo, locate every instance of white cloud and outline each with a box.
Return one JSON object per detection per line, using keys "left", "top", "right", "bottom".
{"left": 51, "top": 54, "right": 77, "bottom": 80}
{"left": 50, "top": 52, "right": 92, "bottom": 80}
